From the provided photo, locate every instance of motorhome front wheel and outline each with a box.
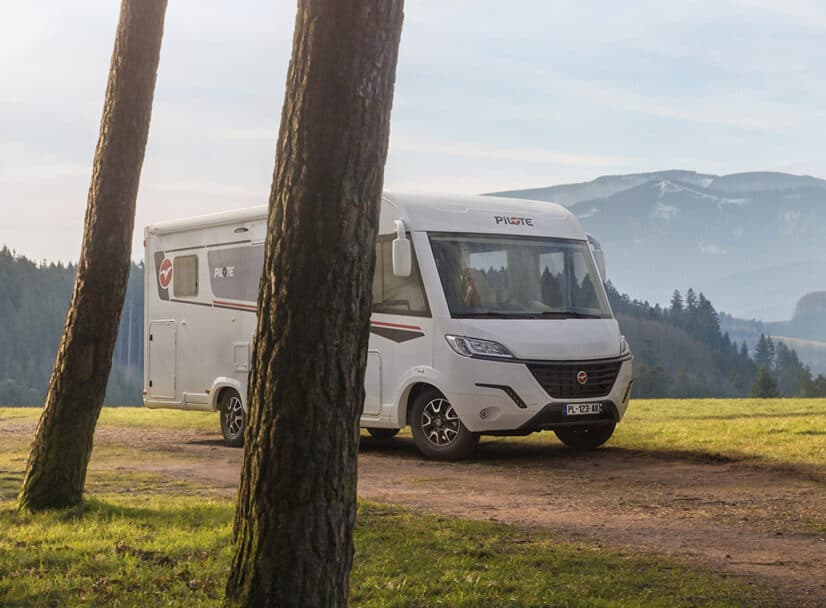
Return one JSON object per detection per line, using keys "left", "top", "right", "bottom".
{"left": 219, "top": 389, "right": 246, "bottom": 448}
{"left": 410, "top": 389, "right": 479, "bottom": 460}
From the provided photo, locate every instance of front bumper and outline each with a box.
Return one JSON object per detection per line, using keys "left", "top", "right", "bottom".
{"left": 443, "top": 354, "right": 634, "bottom": 434}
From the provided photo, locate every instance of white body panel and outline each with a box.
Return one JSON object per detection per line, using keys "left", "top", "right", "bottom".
{"left": 144, "top": 194, "right": 633, "bottom": 435}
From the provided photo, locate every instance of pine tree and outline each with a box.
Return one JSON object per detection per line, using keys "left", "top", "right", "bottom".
{"left": 751, "top": 366, "right": 779, "bottom": 398}
{"left": 754, "top": 334, "right": 773, "bottom": 370}
{"left": 17, "top": 0, "right": 167, "bottom": 511}
{"left": 669, "top": 289, "right": 683, "bottom": 318}
{"left": 685, "top": 288, "right": 698, "bottom": 311}
{"left": 224, "top": 1, "right": 404, "bottom": 605}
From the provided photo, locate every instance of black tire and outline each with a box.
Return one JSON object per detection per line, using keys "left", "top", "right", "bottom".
{"left": 219, "top": 389, "right": 246, "bottom": 448}
{"left": 367, "top": 428, "right": 400, "bottom": 441}
{"left": 554, "top": 422, "right": 615, "bottom": 451}
{"left": 409, "top": 389, "right": 478, "bottom": 460}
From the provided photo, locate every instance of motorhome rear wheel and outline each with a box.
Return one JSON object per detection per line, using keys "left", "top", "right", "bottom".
{"left": 219, "top": 389, "right": 246, "bottom": 447}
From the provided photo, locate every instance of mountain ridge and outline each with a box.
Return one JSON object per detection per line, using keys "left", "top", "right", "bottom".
{"left": 487, "top": 170, "right": 826, "bottom": 321}
{"left": 488, "top": 170, "right": 826, "bottom": 206}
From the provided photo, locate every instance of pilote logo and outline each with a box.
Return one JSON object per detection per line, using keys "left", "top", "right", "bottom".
{"left": 494, "top": 216, "right": 534, "bottom": 226}
{"left": 158, "top": 258, "right": 173, "bottom": 289}
{"left": 576, "top": 370, "right": 589, "bottom": 385}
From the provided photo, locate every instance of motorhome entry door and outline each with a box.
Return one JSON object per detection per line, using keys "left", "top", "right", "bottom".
{"left": 148, "top": 320, "right": 176, "bottom": 399}
{"left": 363, "top": 351, "right": 381, "bottom": 416}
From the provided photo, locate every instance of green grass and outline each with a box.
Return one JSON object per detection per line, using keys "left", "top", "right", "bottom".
{"left": 613, "top": 398, "right": 826, "bottom": 473}
{"left": 0, "top": 406, "right": 218, "bottom": 432}
{"left": 496, "top": 399, "right": 826, "bottom": 478}
{"left": 5, "top": 397, "right": 826, "bottom": 465}
{"left": 4, "top": 399, "right": 826, "bottom": 477}
{"left": 0, "top": 403, "right": 782, "bottom": 607}
{"left": 0, "top": 494, "right": 766, "bottom": 608}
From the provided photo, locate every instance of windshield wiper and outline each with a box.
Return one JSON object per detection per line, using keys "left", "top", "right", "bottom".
{"left": 534, "top": 311, "right": 603, "bottom": 319}
{"left": 456, "top": 310, "right": 603, "bottom": 319}
{"left": 455, "top": 311, "right": 513, "bottom": 318}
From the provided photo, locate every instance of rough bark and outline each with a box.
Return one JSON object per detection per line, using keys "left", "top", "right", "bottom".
{"left": 17, "top": 0, "right": 167, "bottom": 511}
{"left": 224, "top": 1, "right": 404, "bottom": 606}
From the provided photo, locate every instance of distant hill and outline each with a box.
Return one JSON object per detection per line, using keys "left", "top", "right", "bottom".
{"left": 608, "top": 285, "right": 757, "bottom": 397}
{"left": 488, "top": 171, "right": 826, "bottom": 321}
{"left": 721, "top": 290, "right": 826, "bottom": 375}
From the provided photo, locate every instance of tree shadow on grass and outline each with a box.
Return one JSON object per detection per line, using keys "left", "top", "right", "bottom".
{"left": 0, "top": 470, "right": 22, "bottom": 502}
{"left": 185, "top": 438, "right": 231, "bottom": 447}
{"left": 359, "top": 434, "right": 825, "bottom": 483}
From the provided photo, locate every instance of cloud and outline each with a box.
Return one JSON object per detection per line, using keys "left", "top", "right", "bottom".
{"left": 3, "top": 0, "right": 826, "bottom": 262}
{"left": 390, "top": 134, "right": 636, "bottom": 168}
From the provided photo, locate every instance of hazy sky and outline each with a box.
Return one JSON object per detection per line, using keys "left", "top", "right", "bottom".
{"left": 2, "top": 0, "right": 826, "bottom": 262}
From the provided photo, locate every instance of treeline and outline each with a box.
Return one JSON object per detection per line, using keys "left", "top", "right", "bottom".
{"left": 0, "top": 247, "right": 143, "bottom": 405}
{"left": 2, "top": 245, "right": 824, "bottom": 405}
{"left": 750, "top": 334, "right": 826, "bottom": 397}
{"left": 608, "top": 285, "right": 755, "bottom": 397}
{"left": 609, "top": 283, "right": 826, "bottom": 398}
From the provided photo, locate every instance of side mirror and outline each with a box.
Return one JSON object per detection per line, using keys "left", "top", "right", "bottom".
{"left": 392, "top": 220, "right": 412, "bottom": 277}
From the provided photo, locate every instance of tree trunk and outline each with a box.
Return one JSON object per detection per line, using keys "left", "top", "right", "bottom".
{"left": 224, "top": 1, "right": 404, "bottom": 606}
{"left": 17, "top": 0, "right": 167, "bottom": 511}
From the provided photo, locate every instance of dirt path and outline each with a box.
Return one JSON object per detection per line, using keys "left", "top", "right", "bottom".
{"left": 7, "top": 420, "right": 826, "bottom": 606}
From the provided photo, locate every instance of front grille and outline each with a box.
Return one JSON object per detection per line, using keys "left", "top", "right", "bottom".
{"left": 527, "top": 359, "right": 622, "bottom": 399}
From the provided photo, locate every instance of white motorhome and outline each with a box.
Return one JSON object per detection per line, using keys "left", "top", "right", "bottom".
{"left": 144, "top": 193, "right": 633, "bottom": 459}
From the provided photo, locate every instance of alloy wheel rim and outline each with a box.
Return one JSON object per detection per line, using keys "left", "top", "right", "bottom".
{"left": 421, "top": 398, "right": 460, "bottom": 446}
{"left": 227, "top": 395, "right": 244, "bottom": 437}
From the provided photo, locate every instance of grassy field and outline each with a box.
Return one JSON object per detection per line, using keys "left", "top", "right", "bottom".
{"left": 616, "top": 398, "right": 826, "bottom": 468}
{"left": 2, "top": 398, "right": 824, "bottom": 607}
{"left": 503, "top": 398, "right": 826, "bottom": 478}
{"left": 0, "top": 491, "right": 764, "bottom": 608}
{"left": 4, "top": 397, "right": 826, "bottom": 469}
{"left": 619, "top": 398, "right": 825, "bottom": 469}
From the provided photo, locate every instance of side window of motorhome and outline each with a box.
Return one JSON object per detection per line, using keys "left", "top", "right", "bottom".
{"left": 173, "top": 254, "right": 198, "bottom": 298}
{"left": 372, "top": 238, "right": 429, "bottom": 316}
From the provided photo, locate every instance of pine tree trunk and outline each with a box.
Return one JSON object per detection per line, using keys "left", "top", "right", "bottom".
{"left": 224, "top": 1, "right": 404, "bottom": 606}
{"left": 17, "top": 0, "right": 167, "bottom": 511}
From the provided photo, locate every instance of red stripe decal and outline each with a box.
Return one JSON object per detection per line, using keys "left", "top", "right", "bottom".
{"left": 214, "top": 300, "right": 257, "bottom": 311}
{"left": 370, "top": 320, "right": 422, "bottom": 331}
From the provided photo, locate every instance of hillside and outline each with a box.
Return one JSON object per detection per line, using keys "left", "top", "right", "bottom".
{"left": 607, "top": 285, "right": 757, "bottom": 397}
{"left": 0, "top": 247, "right": 143, "bottom": 405}
{"left": 721, "top": 290, "right": 826, "bottom": 376}
{"left": 489, "top": 171, "right": 826, "bottom": 321}
{"left": 0, "top": 246, "right": 818, "bottom": 404}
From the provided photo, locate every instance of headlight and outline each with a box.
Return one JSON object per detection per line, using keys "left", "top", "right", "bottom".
{"left": 445, "top": 335, "right": 514, "bottom": 359}
{"left": 619, "top": 335, "right": 632, "bottom": 359}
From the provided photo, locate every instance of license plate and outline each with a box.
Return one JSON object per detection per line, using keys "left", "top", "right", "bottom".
{"left": 563, "top": 402, "right": 603, "bottom": 416}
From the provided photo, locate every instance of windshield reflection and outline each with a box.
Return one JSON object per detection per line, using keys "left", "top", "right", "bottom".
{"left": 429, "top": 233, "right": 612, "bottom": 319}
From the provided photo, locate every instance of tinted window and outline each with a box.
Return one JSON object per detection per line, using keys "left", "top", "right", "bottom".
{"left": 173, "top": 255, "right": 198, "bottom": 298}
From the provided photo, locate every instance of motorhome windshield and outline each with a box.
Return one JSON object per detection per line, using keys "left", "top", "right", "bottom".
{"left": 429, "top": 233, "right": 612, "bottom": 319}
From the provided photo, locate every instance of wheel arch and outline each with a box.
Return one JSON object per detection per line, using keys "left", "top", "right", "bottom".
{"left": 209, "top": 377, "right": 245, "bottom": 412}
{"left": 400, "top": 381, "right": 446, "bottom": 427}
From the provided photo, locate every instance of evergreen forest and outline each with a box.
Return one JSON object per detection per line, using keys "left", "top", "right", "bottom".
{"left": 1, "top": 246, "right": 822, "bottom": 405}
